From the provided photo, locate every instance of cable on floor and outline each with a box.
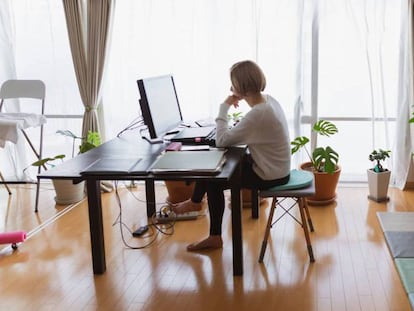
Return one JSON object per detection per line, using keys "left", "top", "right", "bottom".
{"left": 112, "top": 180, "right": 175, "bottom": 250}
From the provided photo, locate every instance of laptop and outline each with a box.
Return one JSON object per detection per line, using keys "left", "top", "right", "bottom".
{"left": 149, "top": 150, "right": 226, "bottom": 175}
{"left": 170, "top": 125, "right": 216, "bottom": 146}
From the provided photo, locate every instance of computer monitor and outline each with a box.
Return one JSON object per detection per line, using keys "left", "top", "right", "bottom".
{"left": 137, "top": 75, "right": 183, "bottom": 141}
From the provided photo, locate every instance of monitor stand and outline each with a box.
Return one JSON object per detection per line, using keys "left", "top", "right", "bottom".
{"left": 142, "top": 136, "right": 164, "bottom": 144}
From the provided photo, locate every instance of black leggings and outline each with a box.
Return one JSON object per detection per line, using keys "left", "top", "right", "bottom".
{"left": 191, "top": 157, "right": 289, "bottom": 235}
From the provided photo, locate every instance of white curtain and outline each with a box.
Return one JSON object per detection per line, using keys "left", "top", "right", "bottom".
{"left": 344, "top": 0, "right": 398, "bottom": 180}
{"left": 0, "top": 0, "right": 409, "bottom": 184}
{"left": 0, "top": 0, "right": 83, "bottom": 180}
{"left": 394, "top": 0, "right": 414, "bottom": 188}
{"left": 0, "top": 1, "right": 16, "bottom": 82}
{"left": 0, "top": 0, "right": 28, "bottom": 180}
{"left": 296, "top": 0, "right": 405, "bottom": 182}
{"left": 102, "top": 0, "right": 305, "bottom": 142}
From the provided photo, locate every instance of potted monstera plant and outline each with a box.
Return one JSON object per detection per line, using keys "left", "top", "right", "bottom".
{"left": 367, "top": 149, "right": 391, "bottom": 202}
{"left": 291, "top": 119, "right": 341, "bottom": 205}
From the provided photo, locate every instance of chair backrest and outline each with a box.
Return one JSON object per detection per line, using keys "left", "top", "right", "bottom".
{"left": 0, "top": 80, "right": 45, "bottom": 100}
{"left": 0, "top": 80, "right": 45, "bottom": 113}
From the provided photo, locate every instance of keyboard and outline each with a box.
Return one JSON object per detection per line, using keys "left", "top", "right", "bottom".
{"left": 170, "top": 126, "right": 216, "bottom": 146}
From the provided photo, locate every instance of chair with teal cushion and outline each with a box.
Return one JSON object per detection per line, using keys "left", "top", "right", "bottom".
{"left": 258, "top": 169, "right": 316, "bottom": 263}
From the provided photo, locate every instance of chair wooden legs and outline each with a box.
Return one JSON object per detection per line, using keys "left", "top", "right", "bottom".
{"left": 303, "top": 197, "right": 314, "bottom": 232}
{"left": 258, "top": 197, "right": 278, "bottom": 262}
{"left": 298, "top": 198, "right": 315, "bottom": 262}
{"left": 258, "top": 196, "right": 315, "bottom": 263}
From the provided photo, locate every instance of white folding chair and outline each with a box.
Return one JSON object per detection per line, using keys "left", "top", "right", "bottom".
{"left": 0, "top": 80, "right": 46, "bottom": 212}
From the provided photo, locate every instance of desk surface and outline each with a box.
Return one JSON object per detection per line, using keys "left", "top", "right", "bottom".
{"left": 39, "top": 133, "right": 243, "bottom": 182}
{"left": 38, "top": 134, "right": 162, "bottom": 180}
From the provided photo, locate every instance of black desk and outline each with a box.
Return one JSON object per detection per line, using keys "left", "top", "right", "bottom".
{"left": 38, "top": 134, "right": 246, "bottom": 276}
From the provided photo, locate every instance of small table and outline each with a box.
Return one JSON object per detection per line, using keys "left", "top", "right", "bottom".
{"left": 38, "top": 133, "right": 246, "bottom": 276}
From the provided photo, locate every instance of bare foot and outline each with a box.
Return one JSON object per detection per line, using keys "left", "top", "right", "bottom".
{"left": 171, "top": 199, "right": 202, "bottom": 214}
{"left": 187, "top": 235, "right": 223, "bottom": 251}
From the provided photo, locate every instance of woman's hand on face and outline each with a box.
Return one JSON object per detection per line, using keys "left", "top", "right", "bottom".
{"left": 224, "top": 95, "right": 240, "bottom": 108}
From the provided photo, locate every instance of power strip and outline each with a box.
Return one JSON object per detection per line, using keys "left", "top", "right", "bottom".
{"left": 155, "top": 211, "right": 200, "bottom": 223}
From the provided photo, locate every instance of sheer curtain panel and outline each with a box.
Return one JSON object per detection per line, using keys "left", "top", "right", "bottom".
{"left": 298, "top": 0, "right": 406, "bottom": 183}
{"left": 0, "top": 0, "right": 411, "bottom": 185}
{"left": 0, "top": 0, "right": 82, "bottom": 181}
{"left": 394, "top": 0, "right": 414, "bottom": 188}
{"left": 103, "top": 0, "right": 306, "bottom": 147}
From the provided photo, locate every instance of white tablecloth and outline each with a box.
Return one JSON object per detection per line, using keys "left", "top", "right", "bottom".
{"left": 0, "top": 113, "right": 47, "bottom": 147}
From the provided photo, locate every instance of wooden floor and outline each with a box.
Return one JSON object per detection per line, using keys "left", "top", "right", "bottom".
{"left": 0, "top": 181, "right": 413, "bottom": 311}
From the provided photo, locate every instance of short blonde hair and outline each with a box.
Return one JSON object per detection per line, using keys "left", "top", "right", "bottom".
{"left": 230, "top": 60, "right": 266, "bottom": 96}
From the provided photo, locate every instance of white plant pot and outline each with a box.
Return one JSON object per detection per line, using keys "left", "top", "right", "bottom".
{"left": 367, "top": 169, "right": 391, "bottom": 202}
{"left": 52, "top": 179, "right": 85, "bottom": 205}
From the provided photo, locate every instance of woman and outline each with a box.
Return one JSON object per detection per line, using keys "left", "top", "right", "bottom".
{"left": 173, "top": 60, "right": 291, "bottom": 251}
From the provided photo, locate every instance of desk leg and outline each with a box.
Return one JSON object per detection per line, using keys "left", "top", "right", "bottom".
{"left": 231, "top": 162, "right": 243, "bottom": 276}
{"left": 145, "top": 180, "right": 156, "bottom": 217}
{"left": 86, "top": 177, "right": 106, "bottom": 274}
{"left": 251, "top": 189, "right": 259, "bottom": 219}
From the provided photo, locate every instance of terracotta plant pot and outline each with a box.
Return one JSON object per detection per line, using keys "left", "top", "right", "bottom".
{"left": 164, "top": 180, "right": 195, "bottom": 204}
{"left": 300, "top": 162, "right": 341, "bottom": 206}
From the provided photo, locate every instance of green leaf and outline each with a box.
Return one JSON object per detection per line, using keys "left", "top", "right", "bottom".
{"left": 78, "top": 131, "right": 101, "bottom": 154}
{"left": 31, "top": 158, "right": 54, "bottom": 167}
{"left": 228, "top": 112, "right": 243, "bottom": 119}
{"left": 368, "top": 149, "right": 390, "bottom": 161}
{"left": 312, "top": 146, "right": 339, "bottom": 174}
{"left": 56, "top": 130, "right": 80, "bottom": 139}
{"left": 291, "top": 136, "right": 309, "bottom": 154}
{"left": 79, "top": 142, "right": 96, "bottom": 154}
{"left": 410, "top": 112, "right": 414, "bottom": 123}
{"left": 369, "top": 149, "right": 390, "bottom": 171}
{"left": 312, "top": 120, "right": 338, "bottom": 137}
{"left": 30, "top": 154, "right": 65, "bottom": 167}
{"left": 86, "top": 131, "right": 101, "bottom": 146}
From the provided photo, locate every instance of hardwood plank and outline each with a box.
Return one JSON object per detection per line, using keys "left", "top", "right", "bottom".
{"left": 0, "top": 183, "right": 412, "bottom": 311}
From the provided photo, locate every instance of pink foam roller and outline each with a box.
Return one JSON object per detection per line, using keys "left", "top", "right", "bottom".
{"left": 0, "top": 231, "right": 26, "bottom": 245}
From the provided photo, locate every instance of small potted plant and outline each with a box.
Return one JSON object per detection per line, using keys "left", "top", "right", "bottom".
{"left": 56, "top": 130, "right": 101, "bottom": 157}
{"left": 291, "top": 119, "right": 341, "bottom": 205}
{"left": 367, "top": 149, "right": 391, "bottom": 202}
{"left": 228, "top": 111, "right": 244, "bottom": 126}
{"left": 29, "top": 130, "right": 101, "bottom": 205}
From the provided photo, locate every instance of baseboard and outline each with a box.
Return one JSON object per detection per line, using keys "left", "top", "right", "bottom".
{"left": 405, "top": 181, "right": 414, "bottom": 190}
